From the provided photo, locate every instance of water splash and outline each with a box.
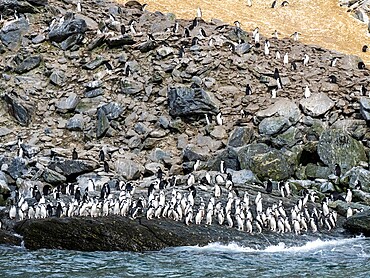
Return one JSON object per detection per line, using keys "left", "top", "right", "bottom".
{"left": 174, "top": 236, "right": 366, "bottom": 253}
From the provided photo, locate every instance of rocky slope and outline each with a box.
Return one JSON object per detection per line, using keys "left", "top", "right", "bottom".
{"left": 0, "top": 0, "right": 369, "bottom": 250}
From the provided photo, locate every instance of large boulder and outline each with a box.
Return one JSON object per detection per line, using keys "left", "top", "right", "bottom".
{"left": 258, "top": 116, "right": 289, "bottom": 136}
{"left": 167, "top": 86, "right": 219, "bottom": 117}
{"left": 238, "top": 143, "right": 293, "bottom": 181}
{"left": 183, "top": 144, "right": 211, "bottom": 162}
{"left": 96, "top": 108, "right": 110, "bottom": 139}
{"left": 101, "top": 102, "right": 125, "bottom": 120}
{"left": 299, "top": 93, "right": 335, "bottom": 117}
{"left": 66, "top": 114, "right": 84, "bottom": 131}
{"left": 115, "top": 159, "right": 144, "bottom": 180}
{"left": 206, "top": 147, "right": 240, "bottom": 171}
{"left": 317, "top": 129, "right": 367, "bottom": 171}
{"left": 227, "top": 127, "right": 254, "bottom": 147}
{"left": 0, "top": 18, "right": 29, "bottom": 50}
{"left": 48, "top": 159, "right": 99, "bottom": 178}
{"left": 343, "top": 210, "right": 370, "bottom": 237}
{"left": 340, "top": 167, "right": 370, "bottom": 192}
{"left": 49, "top": 14, "right": 87, "bottom": 44}
{"left": 255, "top": 98, "right": 301, "bottom": 125}
{"left": 42, "top": 168, "right": 66, "bottom": 185}
{"left": 14, "top": 55, "right": 42, "bottom": 74}
{"left": 359, "top": 97, "right": 370, "bottom": 121}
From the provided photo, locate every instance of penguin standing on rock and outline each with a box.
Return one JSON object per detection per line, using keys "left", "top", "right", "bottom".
{"left": 99, "top": 149, "right": 105, "bottom": 161}
{"left": 334, "top": 164, "right": 341, "bottom": 177}
{"left": 72, "top": 148, "right": 78, "bottom": 160}
{"left": 266, "top": 179, "right": 273, "bottom": 193}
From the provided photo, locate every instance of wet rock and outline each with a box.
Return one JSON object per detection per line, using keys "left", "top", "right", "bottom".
{"left": 56, "top": 93, "right": 79, "bottom": 113}
{"left": 317, "top": 129, "right": 367, "bottom": 171}
{"left": 14, "top": 55, "right": 41, "bottom": 74}
{"left": 299, "top": 93, "right": 335, "bottom": 117}
{"left": 96, "top": 108, "right": 110, "bottom": 138}
{"left": 359, "top": 97, "right": 370, "bottom": 121}
{"left": 48, "top": 159, "right": 99, "bottom": 178}
{"left": 115, "top": 159, "right": 143, "bottom": 180}
{"left": 66, "top": 114, "right": 84, "bottom": 131}
{"left": 3, "top": 94, "right": 33, "bottom": 126}
{"left": 343, "top": 210, "right": 370, "bottom": 236}
{"left": 42, "top": 168, "right": 66, "bottom": 185}
{"left": 0, "top": 18, "right": 29, "bottom": 50}
{"left": 167, "top": 86, "right": 219, "bottom": 117}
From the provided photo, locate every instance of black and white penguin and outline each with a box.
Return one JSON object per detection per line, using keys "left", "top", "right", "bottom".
{"left": 291, "top": 61, "right": 297, "bottom": 70}
{"left": 291, "top": 31, "right": 300, "bottom": 41}
{"left": 75, "top": 187, "right": 82, "bottom": 202}
{"left": 334, "top": 164, "right": 341, "bottom": 177}
{"left": 330, "top": 57, "right": 339, "bottom": 67}
{"left": 245, "top": 84, "right": 252, "bottom": 95}
{"left": 56, "top": 202, "right": 63, "bottom": 218}
{"left": 362, "top": 45, "right": 368, "bottom": 52}
{"left": 281, "top": 1, "right": 289, "bottom": 6}
{"left": 72, "top": 148, "right": 78, "bottom": 160}
{"left": 266, "top": 179, "right": 273, "bottom": 193}
{"left": 42, "top": 184, "right": 51, "bottom": 196}
{"left": 172, "top": 21, "right": 179, "bottom": 34}
{"left": 99, "top": 149, "right": 105, "bottom": 161}
{"left": 354, "top": 179, "right": 362, "bottom": 190}
{"left": 103, "top": 161, "right": 109, "bottom": 173}
{"left": 328, "top": 75, "right": 337, "bottom": 83}
{"left": 199, "top": 27, "right": 207, "bottom": 38}
{"left": 191, "top": 37, "right": 199, "bottom": 46}
{"left": 271, "top": 0, "right": 277, "bottom": 8}
{"left": 360, "top": 84, "right": 367, "bottom": 96}
{"left": 184, "top": 27, "right": 190, "bottom": 38}
{"left": 179, "top": 45, "right": 185, "bottom": 58}
{"left": 358, "top": 62, "right": 365, "bottom": 69}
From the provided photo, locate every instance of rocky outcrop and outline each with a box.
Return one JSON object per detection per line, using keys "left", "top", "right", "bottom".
{"left": 344, "top": 210, "right": 370, "bottom": 237}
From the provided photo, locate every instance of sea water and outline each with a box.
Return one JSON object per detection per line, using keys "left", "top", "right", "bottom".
{"left": 0, "top": 236, "right": 369, "bottom": 277}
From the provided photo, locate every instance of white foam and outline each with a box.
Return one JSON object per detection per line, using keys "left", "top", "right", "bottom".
{"left": 175, "top": 236, "right": 365, "bottom": 254}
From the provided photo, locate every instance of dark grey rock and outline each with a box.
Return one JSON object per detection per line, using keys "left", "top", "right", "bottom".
{"left": 7, "top": 157, "right": 26, "bottom": 179}
{"left": 60, "top": 33, "right": 84, "bottom": 50}
{"left": 305, "top": 164, "right": 331, "bottom": 179}
{"left": 317, "top": 129, "right": 367, "bottom": 171}
{"left": 106, "top": 35, "right": 135, "bottom": 47}
{"left": 255, "top": 99, "right": 301, "bottom": 125}
{"left": 207, "top": 147, "right": 240, "bottom": 171}
{"left": 183, "top": 144, "right": 211, "bottom": 161}
{"left": 299, "top": 93, "right": 335, "bottom": 117}
{"left": 66, "top": 114, "right": 84, "bottom": 131}
{"left": 319, "top": 181, "right": 335, "bottom": 193}
{"left": 228, "top": 127, "right": 254, "bottom": 148}
{"left": 14, "top": 55, "right": 42, "bottom": 74}
{"left": 344, "top": 210, "right": 370, "bottom": 237}
{"left": 359, "top": 97, "right": 370, "bottom": 121}
{"left": 96, "top": 108, "right": 110, "bottom": 138}
{"left": 340, "top": 167, "right": 370, "bottom": 192}
{"left": 101, "top": 102, "right": 124, "bottom": 120}
{"left": 21, "top": 144, "right": 40, "bottom": 158}
{"left": 0, "top": 18, "right": 29, "bottom": 50}
{"left": 3, "top": 94, "right": 32, "bottom": 126}
{"left": 82, "top": 56, "right": 107, "bottom": 70}
{"left": 48, "top": 159, "right": 99, "bottom": 178}
{"left": 50, "top": 70, "right": 66, "bottom": 87}
{"left": 237, "top": 143, "right": 269, "bottom": 169}
{"left": 42, "top": 168, "right": 66, "bottom": 185}
{"left": 167, "top": 86, "right": 219, "bottom": 117}
{"left": 49, "top": 16, "right": 87, "bottom": 43}
{"left": 85, "top": 88, "right": 104, "bottom": 98}
{"left": 272, "top": 127, "right": 302, "bottom": 148}
{"left": 258, "top": 116, "right": 288, "bottom": 136}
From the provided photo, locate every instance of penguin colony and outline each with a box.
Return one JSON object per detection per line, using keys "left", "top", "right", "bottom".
{"left": 1, "top": 1, "right": 367, "bottom": 236}
{"left": 6, "top": 156, "right": 358, "bottom": 236}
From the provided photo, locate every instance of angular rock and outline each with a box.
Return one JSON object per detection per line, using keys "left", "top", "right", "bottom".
{"left": 340, "top": 167, "right": 370, "bottom": 192}
{"left": 42, "top": 168, "right": 66, "bottom": 185}
{"left": 50, "top": 70, "right": 66, "bottom": 87}
{"left": 299, "top": 93, "right": 335, "bottom": 117}
{"left": 359, "top": 97, "right": 370, "bottom": 121}
{"left": 305, "top": 164, "right": 331, "bottom": 179}
{"left": 96, "top": 108, "right": 110, "bottom": 138}
{"left": 48, "top": 159, "right": 99, "bottom": 178}
{"left": 49, "top": 16, "right": 87, "bottom": 43}
{"left": 101, "top": 102, "right": 124, "bottom": 120}
{"left": 207, "top": 147, "right": 240, "bottom": 171}
{"left": 0, "top": 18, "right": 29, "bottom": 50}
{"left": 317, "top": 129, "right": 367, "bottom": 171}
{"left": 272, "top": 127, "right": 302, "bottom": 148}
{"left": 167, "top": 86, "right": 219, "bottom": 117}
{"left": 56, "top": 93, "right": 79, "bottom": 113}
{"left": 229, "top": 169, "right": 261, "bottom": 185}
{"left": 106, "top": 35, "right": 135, "bottom": 47}
{"left": 115, "top": 159, "right": 143, "bottom": 180}
{"left": 14, "top": 55, "right": 41, "bottom": 74}
{"left": 237, "top": 143, "right": 270, "bottom": 169}
{"left": 343, "top": 210, "right": 370, "bottom": 237}
{"left": 3, "top": 94, "right": 32, "bottom": 126}
{"left": 66, "top": 114, "right": 84, "bottom": 131}
{"left": 6, "top": 157, "right": 26, "bottom": 179}
{"left": 0, "top": 127, "right": 12, "bottom": 137}
{"left": 183, "top": 144, "right": 211, "bottom": 161}
{"left": 120, "top": 79, "right": 143, "bottom": 95}
{"left": 60, "top": 33, "right": 84, "bottom": 50}
{"left": 258, "top": 116, "right": 289, "bottom": 136}
{"left": 255, "top": 99, "right": 301, "bottom": 124}
{"left": 85, "top": 88, "right": 104, "bottom": 98}
{"left": 228, "top": 127, "right": 254, "bottom": 148}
